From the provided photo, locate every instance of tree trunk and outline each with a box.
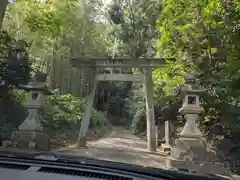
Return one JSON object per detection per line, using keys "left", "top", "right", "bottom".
{"left": 0, "top": 0, "right": 8, "bottom": 29}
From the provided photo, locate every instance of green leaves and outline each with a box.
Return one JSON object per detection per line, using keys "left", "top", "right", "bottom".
{"left": 110, "top": 0, "right": 161, "bottom": 57}
{"left": 0, "top": 30, "right": 12, "bottom": 57}
{"left": 23, "top": 1, "right": 62, "bottom": 38}
{"left": 45, "top": 90, "right": 84, "bottom": 125}
{"left": 152, "top": 60, "right": 187, "bottom": 101}
{"left": 44, "top": 90, "right": 108, "bottom": 129}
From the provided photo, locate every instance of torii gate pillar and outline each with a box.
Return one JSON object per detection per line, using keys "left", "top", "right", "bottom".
{"left": 144, "top": 67, "right": 156, "bottom": 151}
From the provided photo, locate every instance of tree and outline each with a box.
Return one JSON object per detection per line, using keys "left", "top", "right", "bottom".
{"left": 3, "top": 0, "right": 110, "bottom": 89}
{"left": 108, "top": 0, "right": 161, "bottom": 58}
{"left": 0, "top": 0, "right": 8, "bottom": 28}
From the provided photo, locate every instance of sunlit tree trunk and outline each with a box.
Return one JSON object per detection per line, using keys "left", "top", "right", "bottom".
{"left": 0, "top": 0, "right": 8, "bottom": 28}
{"left": 0, "top": 0, "right": 8, "bottom": 119}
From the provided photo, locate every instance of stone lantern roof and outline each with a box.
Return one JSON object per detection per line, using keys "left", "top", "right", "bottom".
{"left": 19, "top": 70, "right": 52, "bottom": 96}
{"left": 185, "top": 74, "right": 195, "bottom": 84}
{"left": 20, "top": 82, "right": 52, "bottom": 95}
{"left": 181, "top": 74, "right": 205, "bottom": 96}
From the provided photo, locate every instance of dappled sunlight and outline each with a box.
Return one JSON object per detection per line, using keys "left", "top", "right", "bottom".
{"left": 56, "top": 127, "right": 166, "bottom": 168}
{"left": 90, "top": 137, "right": 147, "bottom": 150}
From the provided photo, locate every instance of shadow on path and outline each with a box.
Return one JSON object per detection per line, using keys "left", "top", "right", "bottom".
{"left": 57, "top": 127, "right": 166, "bottom": 168}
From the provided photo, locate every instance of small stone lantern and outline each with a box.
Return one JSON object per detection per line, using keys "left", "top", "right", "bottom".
{"left": 12, "top": 81, "right": 51, "bottom": 150}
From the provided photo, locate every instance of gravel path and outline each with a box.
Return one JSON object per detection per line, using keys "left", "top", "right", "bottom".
{"left": 57, "top": 127, "right": 166, "bottom": 168}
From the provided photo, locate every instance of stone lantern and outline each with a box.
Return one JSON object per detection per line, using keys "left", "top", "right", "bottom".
{"left": 167, "top": 74, "right": 229, "bottom": 175}
{"left": 12, "top": 79, "right": 51, "bottom": 150}
{"left": 178, "top": 74, "right": 204, "bottom": 138}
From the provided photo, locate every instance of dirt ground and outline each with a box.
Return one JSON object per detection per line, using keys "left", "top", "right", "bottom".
{"left": 57, "top": 126, "right": 167, "bottom": 168}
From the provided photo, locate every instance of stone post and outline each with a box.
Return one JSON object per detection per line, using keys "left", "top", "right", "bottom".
{"left": 167, "top": 75, "right": 229, "bottom": 175}
{"left": 160, "top": 105, "right": 173, "bottom": 154}
{"left": 11, "top": 81, "right": 50, "bottom": 150}
{"left": 165, "top": 121, "right": 170, "bottom": 145}
{"left": 161, "top": 120, "right": 171, "bottom": 153}
{"left": 155, "top": 125, "right": 158, "bottom": 147}
{"left": 155, "top": 116, "right": 162, "bottom": 147}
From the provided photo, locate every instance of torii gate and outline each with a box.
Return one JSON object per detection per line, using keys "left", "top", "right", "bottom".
{"left": 71, "top": 57, "right": 174, "bottom": 152}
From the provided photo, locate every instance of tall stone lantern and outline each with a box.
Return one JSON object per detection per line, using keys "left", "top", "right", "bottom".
{"left": 12, "top": 72, "right": 50, "bottom": 150}
{"left": 167, "top": 75, "right": 228, "bottom": 175}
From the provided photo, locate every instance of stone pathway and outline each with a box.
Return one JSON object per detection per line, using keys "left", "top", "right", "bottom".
{"left": 57, "top": 127, "right": 166, "bottom": 168}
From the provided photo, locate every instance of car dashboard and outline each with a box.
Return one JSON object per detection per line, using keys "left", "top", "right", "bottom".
{"left": 0, "top": 158, "right": 161, "bottom": 180}
{"left": 0, "top": 155, "right": 233, "bottom": 180}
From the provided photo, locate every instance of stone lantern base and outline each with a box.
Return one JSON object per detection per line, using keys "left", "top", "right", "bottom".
{"left": 11, "top": 130, "right": 49, "bottom": 151}
{"left": 166, "top": 158, "right": 230, "bottom": 176}
{"left": 161, "top": 144, "right": 171, "bottom": 153}
{"left": 166, "top": 137, "right": 230, "bottom": 176}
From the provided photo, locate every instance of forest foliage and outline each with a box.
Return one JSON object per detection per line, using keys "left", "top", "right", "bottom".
{"left": 0, "top": 0, "right": 240, "bottom": 173}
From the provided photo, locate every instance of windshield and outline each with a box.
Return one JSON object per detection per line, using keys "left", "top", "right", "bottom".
{"left": 0, "top": 0, "right": 240, "bottom": 178}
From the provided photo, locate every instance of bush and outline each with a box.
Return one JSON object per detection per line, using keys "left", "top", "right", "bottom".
{"left": 44, "top": 89, "right": 109, "bottom": 129}
{"left": 131, "top": 108, "right": 146, "bottom": 134}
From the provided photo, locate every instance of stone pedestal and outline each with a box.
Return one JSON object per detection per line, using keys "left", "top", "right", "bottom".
{"left": 11, "top": 82, "right": 50, "bottom": 150}
{"left": 169, "top": 134, "right": 229, "bottom": 174}
{"left": 161, "top": 145, "right": 171, "bottom": 156}
{"left": 12, "top": 131, "right": 49, "bottom": 150}
{"left": 168, "top": 114, "right": 228, "bottom": 175}
{"left": 166, "top": 158, "right": 229, "bottom": 175}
